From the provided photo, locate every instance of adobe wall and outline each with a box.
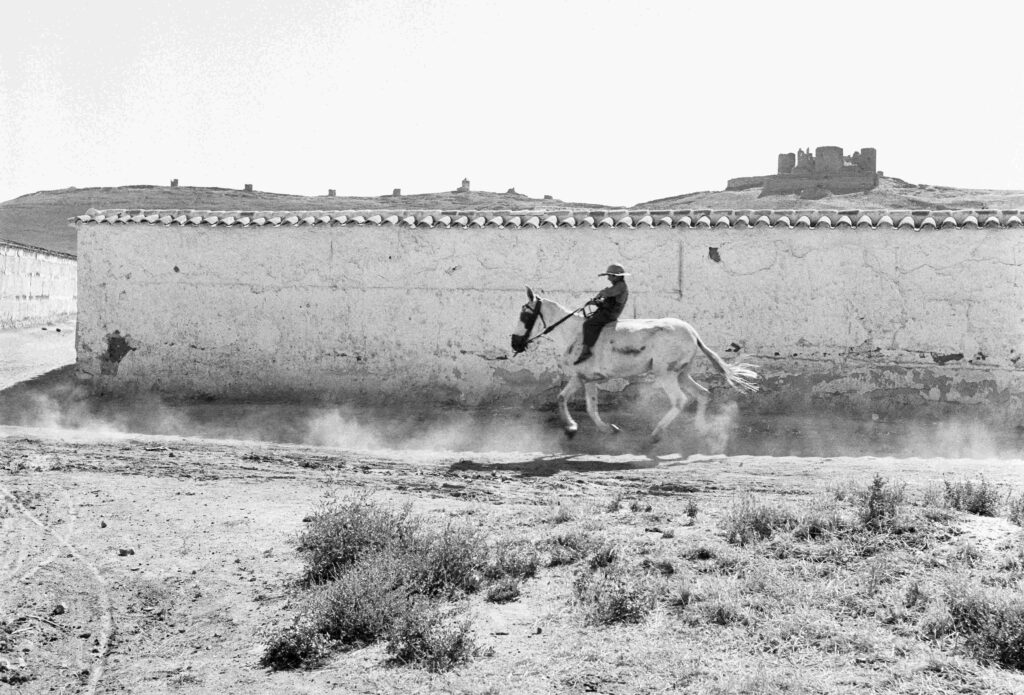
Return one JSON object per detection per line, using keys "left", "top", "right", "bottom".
{"left": 0, "top": 240, "right": 77, "bottom": 328}
{"left": 74, "top": 217, "right": 1024, "bottom": 422}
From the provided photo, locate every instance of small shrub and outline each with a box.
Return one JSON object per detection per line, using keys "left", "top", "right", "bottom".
{"left": 920, "top": 481, "right": 944, "bottom": 509}
{"left": 485, "top": 539, "right": 538, "bottom": 580}
{"left": 685, "top": 498, "right": 699, "bottom": 520}
{"left": 952, "top": 542, "right": 984, "bottom": 568}
{"left": 705, "top": 599, "right": 749, "bottom": 626}
{"left": 268, "top": 502, "right": 495, "bottom": 671}
{"left": 943, "top": 477, "right": 1001, "bottom": 516}
{"left": 792, "top": 507, "right": 846, "bottom": 541}
{"left": 918, "top": 600, "right": 955, "bottom": 640}
{"left": 573, "top": 565, "right": 657, "bottom": 626}
{"left": 904, "top": 580, "right": 930, "bottom": 609}
{"left": 589, "top": 544, "right": 617, "bottom": 570}
{"left": 858, "top": 474, "right": 906, "bottom": 531}
{"left": 408, "top": 522, "right": 488, "bottom": 597}
{"left": 552, "top": 506, "right": 573, "bottom": 524}
{"left": 945, "top": 585, "right": 1024, "bottom": 669}
{"left": 723, "top": 495, "right": 799, "bottom": 546}
{"left": 605, "top": 493, "right": 623, "bottom": 513}
{"left": 629, "top": 499, "right": 653, "bottom": 513}
{"left": 386, "top": 602, "right": 477, "bottom": 672}
{"left": 486, "top": 578, "right": 520, "bottom": 604}
{"left": 261, "top": 622, "right": 332, "bottom": 671}
{"left": 298, "top": 496, "right": 417, "bottom": 585}
{"left": 1007, "top": 492, "right": 1024, "bottom": 526}
{"left": 641, "top": 558, "right": 675, "bottom": 576}
{"left": 543, "top": 532, "right": 594, "bottom": 567}
{"left": 665, "top": 578, "right": 693, "bottom": 609}
{"left": 684, "top": 545, "right": 717, "bottom": 561}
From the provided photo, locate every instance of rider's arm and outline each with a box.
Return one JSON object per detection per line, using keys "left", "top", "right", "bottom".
{"left": 595, "top": 283, "right": 625, "bottom": 299}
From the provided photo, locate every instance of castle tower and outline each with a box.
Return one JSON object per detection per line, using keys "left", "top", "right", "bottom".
{"left": 814, "top": 146, "right": 844, "bottom": 174}
{"left": 777, "top": 153, "right": 795, "bottom": 175}
{"left": 860, "top": 147, "right": 877, "bottom": 174}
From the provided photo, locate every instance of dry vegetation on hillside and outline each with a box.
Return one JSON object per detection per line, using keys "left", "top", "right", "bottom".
{"left": 5, "top": 175, "right": 1024, "bottom": 256}
{"left": 0, "top": 186, "right": 615, "bottom": 255}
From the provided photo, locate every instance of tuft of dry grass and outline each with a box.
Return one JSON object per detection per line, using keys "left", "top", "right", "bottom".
{"left": 572, "top": 563, "right": 659, "bottom": 626}
{"left": 943, "top": 476, "right": 1002, "bottom": 516}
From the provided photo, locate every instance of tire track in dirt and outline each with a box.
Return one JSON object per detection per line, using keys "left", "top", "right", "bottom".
{"left": 18, "top": 489, "right": 74, "bottom": 583}
{"left": 0, "top": 482, "right": 113, "bottom": 695}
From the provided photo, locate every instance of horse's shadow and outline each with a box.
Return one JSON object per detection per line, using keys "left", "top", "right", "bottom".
{"left": 447, "top": 453, "right": 660, "bottom": 477}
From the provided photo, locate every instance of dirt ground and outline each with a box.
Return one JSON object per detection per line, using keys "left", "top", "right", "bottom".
{"left": 0, "top": 321, "right": 75, "bottom": 392}
{"left": 2, "top": 344, "right": 1024, "bottom": 693}
{"left": 2, "top": 421, "right": 1024, "bottom": 694}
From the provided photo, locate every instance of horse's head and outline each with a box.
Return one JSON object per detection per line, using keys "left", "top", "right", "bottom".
{"left": 510, "top": 286, "right": 543, "bottom": 353}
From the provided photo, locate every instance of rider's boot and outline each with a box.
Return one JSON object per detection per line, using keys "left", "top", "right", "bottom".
{"left": 573, "top": 346, "right": 593, "bottom": 365}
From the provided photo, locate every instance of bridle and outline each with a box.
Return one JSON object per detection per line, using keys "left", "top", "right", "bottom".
{"left": 511, "top": 298, "right": 585, "bottom": 354}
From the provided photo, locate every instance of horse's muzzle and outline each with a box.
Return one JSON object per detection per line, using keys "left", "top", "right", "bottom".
{"left": 510, "top": 334, "right": 527, "bottom": 354}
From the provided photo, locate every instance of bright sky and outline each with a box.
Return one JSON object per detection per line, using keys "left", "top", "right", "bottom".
{"left": 2, "top": 0, "right": 1023, "bottom": 205}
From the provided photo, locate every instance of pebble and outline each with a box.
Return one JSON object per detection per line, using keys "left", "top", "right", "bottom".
{"left": 118, "top": 548, "right": 135, "bottom": 556}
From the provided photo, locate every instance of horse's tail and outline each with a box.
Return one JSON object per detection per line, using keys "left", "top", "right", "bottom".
{"left": 696, "top": 336, "right": 759, "bottom": 393}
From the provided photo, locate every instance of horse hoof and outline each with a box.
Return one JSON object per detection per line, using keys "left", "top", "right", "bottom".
{"left": 609, "top": 424, "right": 621, "bottom": 435}
{"left": 564, "top": 427, "right": 578, "bottom": 439}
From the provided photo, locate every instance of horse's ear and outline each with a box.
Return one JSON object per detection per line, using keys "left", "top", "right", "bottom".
{"left": 525, "top": 285, "right": 535, "bottom": 301}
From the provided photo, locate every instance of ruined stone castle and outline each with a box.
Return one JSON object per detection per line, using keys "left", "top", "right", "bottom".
{"left": 727, "top": 146, "right": 878, "bottom": 199}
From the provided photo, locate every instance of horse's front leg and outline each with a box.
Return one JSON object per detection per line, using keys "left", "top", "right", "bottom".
{"left": 584, "top": 382, "right": 620, "bottom": 435}
{"left": 557, "top": 376, "right": 582, "bottom": 437}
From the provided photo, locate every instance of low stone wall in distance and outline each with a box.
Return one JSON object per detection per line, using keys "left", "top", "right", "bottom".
{"left": 0, "top": 240, "right": 77, "bottom": 328}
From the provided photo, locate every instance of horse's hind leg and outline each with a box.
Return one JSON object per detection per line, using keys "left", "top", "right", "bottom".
{"left": 651, "top": 372, "right": 689, "bottom": 441}
{"left": 558, "top": 376, "right": 582, "bottom": 437}
{"left": 584, "top": 382, "right": 619, "bottom": 434}
{"left": 680, "top": 372, "right": 710, "bottom": 433}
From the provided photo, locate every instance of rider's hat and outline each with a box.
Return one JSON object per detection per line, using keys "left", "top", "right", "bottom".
{"left": 598, "top": 263, "right": 630, "bottom": 277}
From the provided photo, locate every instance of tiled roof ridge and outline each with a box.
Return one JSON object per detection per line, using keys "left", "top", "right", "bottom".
{"left": 70, "top": 208, "right": 1024, "bottom": 231}
{"left": 1, "top": 238, "right": 77, "bottom": 260}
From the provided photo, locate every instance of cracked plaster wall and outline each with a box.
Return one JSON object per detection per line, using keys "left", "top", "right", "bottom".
{"left": 76, "top": 223, "right": 1024, "bottom": 419}
{"left": 0, "top": 242, "right": 77, "bottom": 328}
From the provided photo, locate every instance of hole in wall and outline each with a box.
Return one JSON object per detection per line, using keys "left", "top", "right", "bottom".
{"left": 708, "top": 247, "right": 721, "bottom": 263}
{"left": 173, "top": 266, "right": 180, "bottom": 273}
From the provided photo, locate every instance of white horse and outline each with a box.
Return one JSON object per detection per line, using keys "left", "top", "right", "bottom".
{"left": 510, "top": 286, "right": 758, "bottom": 441}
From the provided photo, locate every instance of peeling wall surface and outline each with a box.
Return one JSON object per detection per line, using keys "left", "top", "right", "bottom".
{"left": 0, "top": 240, "right": 77, "bottom": 328}
{"left": 75, "top": 219, "right": 1024, "bottom": 420}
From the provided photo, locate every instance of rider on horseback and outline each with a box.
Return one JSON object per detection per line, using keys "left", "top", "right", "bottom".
{"left": 574, "top": 263, "right": 630, "bottom": 365}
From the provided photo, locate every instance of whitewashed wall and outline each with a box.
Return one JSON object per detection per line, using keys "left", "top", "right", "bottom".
{"left": 75, "top": 222, "right": 1024, "bottom": 418}
{"left": 0, "top": 241, "right": 77, "bottom": 328}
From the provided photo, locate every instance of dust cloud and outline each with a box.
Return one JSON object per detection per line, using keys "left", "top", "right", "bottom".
{"left": 1, "top": 368, "right": 1022, "bottom": 459}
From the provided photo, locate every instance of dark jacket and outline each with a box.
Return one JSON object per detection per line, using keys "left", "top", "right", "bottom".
{"left": 592, "top": 279, "right": 628, "bottom": 321}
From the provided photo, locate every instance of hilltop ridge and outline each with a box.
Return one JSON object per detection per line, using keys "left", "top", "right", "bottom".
{"left": 4, "top": 176, "right": 1024, "bottom": 256}
{"left": 0, "top": 185, "right": 617, "bottom": 255}
{"left": 638, "top": 176, "right": 1024, "bottom": 211}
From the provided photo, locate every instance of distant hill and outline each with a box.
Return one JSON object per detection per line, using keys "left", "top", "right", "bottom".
{"left": 0, "top": 185, "right": 616, "bottom": 256}
{"left": 4, "top": 177, "right": 1024, "bottom": 257}
{"left": 638, "top": 176, "right": 1024, "bottom": 211}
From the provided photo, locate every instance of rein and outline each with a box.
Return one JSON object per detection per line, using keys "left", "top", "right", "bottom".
{"left": 517, "top": 301, "right": 587, "bottom": 352}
